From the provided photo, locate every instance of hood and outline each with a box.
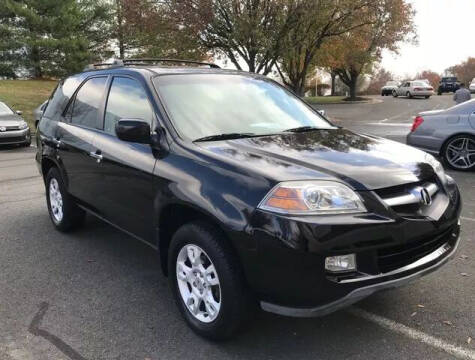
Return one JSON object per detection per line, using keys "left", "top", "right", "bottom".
{"left": 197, "top": 129, "right": 435, "bottom": 190}
{"left": 0, "top": 114, "right": 24, "bottom": 125}
{"left": 420, "top": 109, "right": 445, "bottom": 116}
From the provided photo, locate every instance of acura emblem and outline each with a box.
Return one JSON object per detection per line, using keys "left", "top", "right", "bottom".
{"left": 420, "top": 188, "right": 432, "bottom": 206}
{"left": 0, "top": 126, "right": 6, "bottom": 132}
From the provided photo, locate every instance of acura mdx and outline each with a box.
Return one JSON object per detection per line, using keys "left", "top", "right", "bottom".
{"left": 36, "top": 59, "right": 462, "bottom": 340}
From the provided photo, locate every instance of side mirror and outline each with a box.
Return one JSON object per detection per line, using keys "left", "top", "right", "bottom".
{"left": 115, "top": 119, "right": 151, "bottom": 144}
{"left": 16, "top": 110, "right": 22, "bottom": 115}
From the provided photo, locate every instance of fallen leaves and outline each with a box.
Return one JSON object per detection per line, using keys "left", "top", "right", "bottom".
{"left": 442, "top": 320, "right": 454, "bottom": 327}
{"left": 468, "top": 337, "right": 472, "bottom": 344}
{"left": 460, "top": 272, "right": 470, "bottom": 277}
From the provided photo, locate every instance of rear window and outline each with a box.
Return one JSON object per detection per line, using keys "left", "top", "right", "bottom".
{"left": 442, "top": 77, "right": 456, "bottom": 82}
{"left": 43, "top": 75, "right": 84, "bottom": 120}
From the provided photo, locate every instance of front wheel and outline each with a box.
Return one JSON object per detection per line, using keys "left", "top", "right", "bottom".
{"left": 168, "top": 221, "right": 254, "bottom": 340}
{"left": 406, "top": 91, "right": 413, "bottom": 98}
{"left": 46, "top": 168, "right": 85, "bottom": 231}
{"left": 392, "top": 90, "right": 398, "bottom": 97}
{"left": 442, "top": 135, "right": 475, "bottom": 171}
{"left": 425, "top": 95, "right": 430, "bottom": 99}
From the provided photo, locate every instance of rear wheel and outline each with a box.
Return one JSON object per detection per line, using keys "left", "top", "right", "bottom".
{"left": 406, "top": 91, "right": 412, "bottom": 98}
{"left": 46, "top": 167, "right": 85, "bottom": 231}
{"left": 442, "top": 135, "right": 475, "bottom": 171}
{"left": 168, "top": 221, "right": 254, "bottom": 340}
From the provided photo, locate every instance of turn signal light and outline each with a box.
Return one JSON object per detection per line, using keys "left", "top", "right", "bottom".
{"left": 411, "top": 116, "right": 424, "bottom": 132}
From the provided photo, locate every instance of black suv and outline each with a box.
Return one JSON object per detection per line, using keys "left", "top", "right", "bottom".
{"left": 438, "top": 76, "right": 460, "bottom": 95}
{"left": 36, "top": 59, "right": 462, "bottom": 340}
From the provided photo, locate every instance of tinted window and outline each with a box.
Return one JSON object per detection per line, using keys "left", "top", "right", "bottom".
{"left": 154, "top": 74, "right": 333, "bottom": 141}
{"left": 71, "top": 77, "right": 107, "bottom": 128}
{"left": 104, "top": 77, "right": 154, "bottom": 134}
{"left": 43, "top": 75, "right": 83, "bottom": 120}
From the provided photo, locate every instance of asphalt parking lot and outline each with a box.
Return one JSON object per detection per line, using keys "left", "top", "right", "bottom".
{"left": 1, "top": 95, "right": 474, "bottom": 360}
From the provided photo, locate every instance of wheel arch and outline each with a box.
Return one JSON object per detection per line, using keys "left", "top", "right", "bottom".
{"left": 157, "top": 203, "right": 238, "bottom": 276}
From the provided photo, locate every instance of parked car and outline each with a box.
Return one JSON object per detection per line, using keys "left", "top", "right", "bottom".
{"left": 438, "top": 77, "right": 460, "bottom": 95}
{"left": 393, "top": 81, "right": 434, "bottom": 99}
{"left": 36, "top": 59, "right": 462, "bottom": 340}
{"left": 381, "top": 80, "right": 399, "bottom": 96}
{"left": 469, "top": 78, "right": 475, "bottom": 94}
{"left": 34, "top": 100, "right": 48, "bottom": 128}
{"left": 0, "top": 101, "right": 31, "bottom": 146}
{"left": 407, "top": 98, "right": 475, "bottom": 171}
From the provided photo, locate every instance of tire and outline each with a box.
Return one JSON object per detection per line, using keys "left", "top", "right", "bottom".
{"left": 168, "top": 221, "right": 254, "bottom": 340}
{"left": 406, "top": 91, "right": 412, "bottom": 98}
{"left": 45, "top": 167, "right": 85, "bottom": 232}
{"left": 392, "top": 90, "right": 398, "bottom": 97}
{"left": 425, "top": 96, "right": 430, "bottom": 99}
{"left": 442, "top": 135, "right": 475, "bottom": 171}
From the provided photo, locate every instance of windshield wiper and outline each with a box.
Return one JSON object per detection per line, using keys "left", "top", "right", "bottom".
{"left": 282, "top": 126, "right": 322, "bottom": 133}
{"left": 194, "top": 132, "right": 256, "bottom": 142}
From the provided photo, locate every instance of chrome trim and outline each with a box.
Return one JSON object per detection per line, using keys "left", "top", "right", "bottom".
{"left": 338, "top": 242, "right": 451, "bottom": 284}
{"left": 382, "top": 182, "right": 438, "bottom": 207}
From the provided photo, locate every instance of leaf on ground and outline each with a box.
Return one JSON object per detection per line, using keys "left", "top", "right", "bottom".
{"left": 411, "top": 312, "right": 417, "bottom": 317}
{"left": 417, "top": 304, "right": 425, "bottom": 308}
{"left": 442, "top": 320, "right": 453, "bottom": 326}
{"left": 460, "top": 272, "right": 470, "bottom": 277}
{"left": 460, "top": 255, "right": 468, "bottom": 259}
{"left": 468, "top": 337, "right": 472, "bottom": 344}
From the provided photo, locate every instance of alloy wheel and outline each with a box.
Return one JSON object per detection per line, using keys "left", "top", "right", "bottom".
{"left": 176, "top": 244, "right": 221, "bottom": 323}
{"left": 49, "top": 178, "right": 64, "bottom": 222}
{"left": 445, "top": 137, "right": 475, "bottom": 169}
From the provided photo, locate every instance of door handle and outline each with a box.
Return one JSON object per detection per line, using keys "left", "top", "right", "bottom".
{"left": 89, "top": 150, "right": 103, "bottom": 163}
{"left": 52, "top": 138, "right": 62, "bottom": 148}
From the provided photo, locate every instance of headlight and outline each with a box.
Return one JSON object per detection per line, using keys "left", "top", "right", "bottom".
{"left": 425, "top": 154, "right": 447, "bottom": 184}
{"left": 258, "top": 181, "right": 366, "bottom": 215}
{"left": 18, "top": 121, "right": 28, "bottom": 129}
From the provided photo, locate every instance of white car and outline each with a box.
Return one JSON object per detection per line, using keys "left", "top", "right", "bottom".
{"left": 470, "top": 78, "right": 475, "bottom": 93}
{"left": 381, "top": 80, "right": 400, "bottom": 96}
{"left": 393, "top": 80, "right": 434, "bottom": 99}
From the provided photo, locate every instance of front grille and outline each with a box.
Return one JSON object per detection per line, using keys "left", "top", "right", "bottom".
{"left": 0, "top": 136, "right": 25, "bottom": 144}
{"left": 375, "top": 177, "right": 440, "bottom": 216}
{"left": 5, "top": 125, "right": 20, "bottom": 131}
{"left": 377, "top": 226, "right": 454, "bottom": 273}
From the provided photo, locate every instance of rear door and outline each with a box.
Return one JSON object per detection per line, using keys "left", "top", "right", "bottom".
{"left": 89, "top": 75, "right": 157, "bottom": 241}
{"left": 56, "top": 76, "right": 108, "bottom": 207}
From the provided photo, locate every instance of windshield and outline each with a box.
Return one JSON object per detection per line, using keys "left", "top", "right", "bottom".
{"left": 413, "top": 82, "right": 427, "bottom": 86}
{"left": 0, "top": 102, "right": 14, "bottom": 116}
{"left": 154, "top": 74, "right": 334, "bottom": 141}
{"left": 386, "top": 81, "right": 398, "bottom": 86}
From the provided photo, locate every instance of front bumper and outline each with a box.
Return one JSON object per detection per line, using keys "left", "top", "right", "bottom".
{"left": 261, "top": 232, "right": 459, "bottom": 317}
{"left": 0, "top": 128, "right": 30, "bottom": 145}
{"left": 240, "top": 181, "right": 461, "bottom": 316}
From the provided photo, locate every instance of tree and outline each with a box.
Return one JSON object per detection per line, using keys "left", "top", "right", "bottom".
{"left": 0, "top": 0, "right": 111, "bottom": 78}
{"left": 173, "top": 0, "right": 288, "bottom": 74}
{"left": 447, "top": 57, "right": 475, "bottom": 86}
{"left": 324, "top": 0, "right": 415, "bottom": 100}
{"left": 414, "top": 70, "right": 440, "bottom": 89}
{"left": 275, "top": 0, "right": 377, "bottom": 96}
{"left": 365, "top": 67, "right": 395, "bottom": 94}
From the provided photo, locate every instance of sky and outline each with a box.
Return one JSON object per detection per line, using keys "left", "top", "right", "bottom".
{"left": 381, "top": 0, "right": 475, "bottom": 78}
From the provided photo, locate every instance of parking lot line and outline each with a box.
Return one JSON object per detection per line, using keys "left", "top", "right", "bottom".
{"left": 348, "top": 307, "right": 475, "bottom": 360}
{"left": 461, "top": 217, "right": 475, "bottom": 222}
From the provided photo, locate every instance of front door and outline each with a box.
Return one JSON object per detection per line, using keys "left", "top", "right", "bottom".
{"left": 89, "top": 76, "right": 157, "bottom": 242}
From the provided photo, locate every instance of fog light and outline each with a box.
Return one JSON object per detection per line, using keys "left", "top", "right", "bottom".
{"left": 325, "top": 254, "right": 356, "bottom": 273}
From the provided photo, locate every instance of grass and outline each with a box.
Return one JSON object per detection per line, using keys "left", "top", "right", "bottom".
{"left": 0, "top": 80, "right": 58, "bottom": 128}
{"left": 303, "top": 96, "right": 346, "bottom": 104}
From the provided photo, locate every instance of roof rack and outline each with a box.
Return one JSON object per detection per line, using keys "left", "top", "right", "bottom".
{"left": 122, "top": 58, "right": 220, "bottom": 69}
{"left": 83, "top": 59, "right": 124, "bottom": 71}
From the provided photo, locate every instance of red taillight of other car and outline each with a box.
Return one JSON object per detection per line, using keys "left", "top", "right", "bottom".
{"left": 411, "top": 116, "right": 424, "bottom": 132}
{"left": 414, "top": 87, "right": 423, "bottom": 91}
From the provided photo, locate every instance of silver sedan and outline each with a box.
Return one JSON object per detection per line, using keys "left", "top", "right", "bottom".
{"left": 407, "top": 99, "right": 475, "bottom": 171}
